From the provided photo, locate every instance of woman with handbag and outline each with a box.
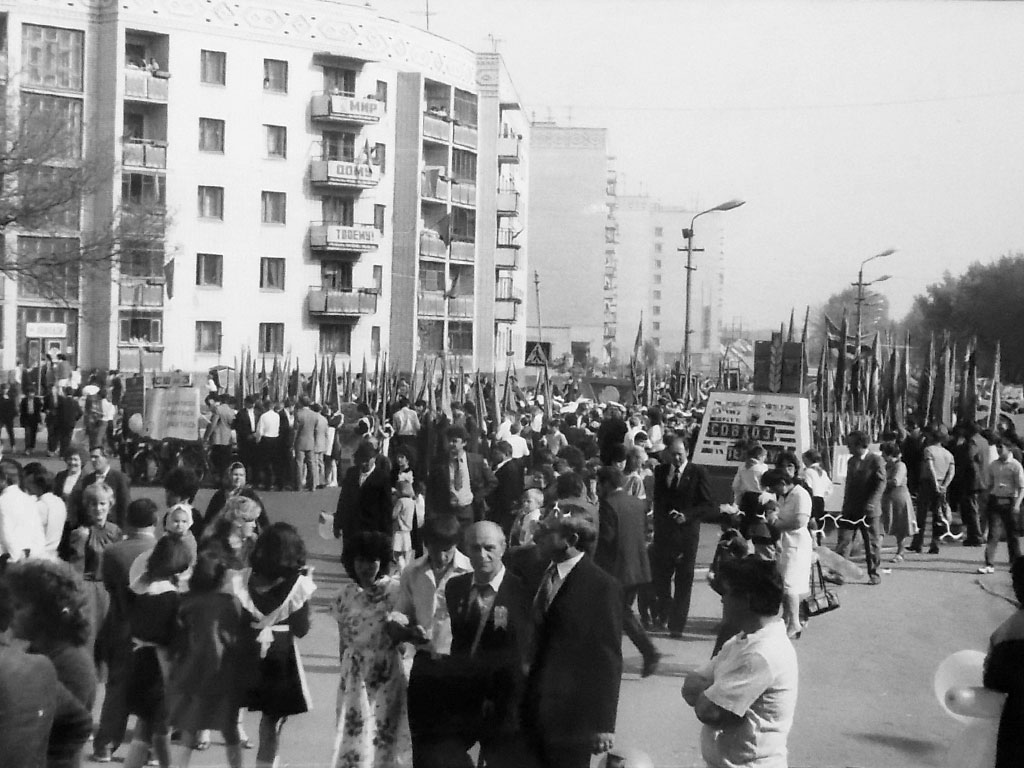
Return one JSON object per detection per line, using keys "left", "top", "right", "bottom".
{"left": 763, "top": 469, "right": 813, "bottom": 639}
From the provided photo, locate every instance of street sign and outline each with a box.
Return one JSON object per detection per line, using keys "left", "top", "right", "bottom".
{"left": 26, "top": 322, "right": 67, "bottom": 338}
{"left": 524, "top": 341, "right": 549, "bottom": 367}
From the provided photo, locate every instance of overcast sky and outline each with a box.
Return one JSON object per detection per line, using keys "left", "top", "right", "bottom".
{"left": 383, "top": 0, "right": 1024, "bottom": 330}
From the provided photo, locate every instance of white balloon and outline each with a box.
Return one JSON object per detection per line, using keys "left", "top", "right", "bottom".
{"left": 933, "top": 650, "right": 986, "bottom": 723}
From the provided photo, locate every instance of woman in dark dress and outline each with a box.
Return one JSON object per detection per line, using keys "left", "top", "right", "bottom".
{"left": 194, "top": 462, "right": 269, "bottom": 540}
{"left": 239, "top": 523, "right": 316, "bottom": 768}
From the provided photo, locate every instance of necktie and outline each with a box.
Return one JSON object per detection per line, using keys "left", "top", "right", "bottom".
{"left": 534, "top": 564, "right": 560, "bottom": 617}
{"left": 452, "top": 457, "right": 463, "bottom": 491}
{"left": 469, "top": 583, "right": 493, "bottom": 655}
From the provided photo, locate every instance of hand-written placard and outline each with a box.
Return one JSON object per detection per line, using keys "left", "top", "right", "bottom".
{"left": 146, "top": 387, "right": 201, "bottom": 441}
{"left": 693, "top": 391, "right": 811, "bottom": 467}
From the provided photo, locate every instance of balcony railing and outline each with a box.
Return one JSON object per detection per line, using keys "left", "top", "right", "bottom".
{"left": 310, "top": 93, "right": 383, "bottom": 124}
{"left": 447, "top": 295, "right": 474, "bottom": 319}
{"left": 450, "top": 181, "right": 476, "bottom": 207}
{"left": 453, "top": 123, "right": 478, "bottom": 149}
{"left": 307, "top": 287, "right": 378, "bottom": 316}
{"left": 495, "top": 300, "right": 518, "bottom": 322}
{"left": 310, "top": 160, "right": 379, "bottom": 189}
{"left": 497, "top": 228, "right": 521, "bottom": 249}
{"left": 419, "top": 231, "right": 448, "bottom": 259}
{"left": 122, "top": 138, "right": 167, "bottom": 169}
{"left": 497, "top": 135, "right": 521, "bottom": 162}
{"left": 496, "top": 190, "right": 519, "bottom": 215}
{"left": 494, "top": 247, "right": 519, "bottom": 269}
{"left": 119, "top": 279, "right": 164, "bottom": 307}
{"left": 417, "top": 291, "right": 446, "bottom": 317}
{"left": 421, "top": 170, "right": 449, "bottom": 202}
{"left": 450, "top": 240, "right": 475, "bottom": 263}
{"left": 124, "top": 69, "right": 169, "bottom": 101}
{"left": 423, "top": 112, "right": 451, "bottom": 142}
{"left": 309, "top": 222, "right": 380, "bottom": 252}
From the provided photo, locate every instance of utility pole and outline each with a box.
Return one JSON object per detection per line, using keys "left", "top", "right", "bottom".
{"left": 533, "top": 270, "right": 543, "bottom": 353}
{"left": 678, "top": 233, "right": 703, "bottom": 370}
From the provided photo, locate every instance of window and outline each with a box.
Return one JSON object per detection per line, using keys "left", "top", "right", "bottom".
{"left": 374, "top": 205, "right": 386, "bottom": 234}
{"left": 122, "top": 173, "right": 165, "bottom": 207}
{"left": 197, "top": 186, "right": 224, "bottom": 219}
{"left": 418, "top": 320, "right": 444, "bottom": 353}
{"left": 198, "top": 118, "right": 225, "bottom": 152}
{"left": 321, "top": 261, "right": 352, "bottom": 291}
{"left": 653, "top": 306, "right": 661, "bottom": 316}
{"left": 258, "top": 323, "right": 284, "bottom": 355}
{"left": 653, "top": 290, "right": 661, "bottom": 300}
{"left": 373, "top": 143, "right": 386, "bottom": 174}
{"left": 453, "top": 89, "right": 478, "bottom": 127}
{"left": 655, "top": 259, "right": 662, "bottom": 269}
{"left": 322, "top": 131, "right": 355, "bottom": 161}
{"left": 372, "top": 265, "right": 383, "bottom": 293}
{"left": 195, "top": 253, "right": 223, "bottom": 287}
{"left": 22, "top": 25, "right": 84, "bottom": 93}
{"left": 16, "top": 236, "right": 80, "bottom": 300}
{"left": 654, "top": 227, "right": 663, "bottom": 237}
{"left": 261, "top": 192, "right": 286, "bottom": 224}
{"left": 265, "top": 125, "right": 287, "bottom": 158}
{"left": 375, "top": 80, "right": 388, "bottom": 105}
{"left": 654, "top": 243, "right": 663, "bottom": 253}
{"left": 260, "top": 257, "right": 285, "bottom": 290}
{"left": 20, "top": 166, "right": 80, "bottom": 228}
{"left": 654, "top": 274, "right": 662, "bottom": 284}
{"left": 418, "top": 261, "right": 445, "bottom": 292}
{"left": 451, "top": 207, "right": 475, "bottom": 242}
{"left": 323, "top": 66, "right": 355, "bottom": 95}
{"left": 653, "top": 322, "right": 661, "bottom": 331}
{"left": 195, "top": 321, "right": 222, "bottom": 353}
{"left": 452, "top": 149, "right": 477, "bottom": 182}
{"left": 263, "top": 59, "right": 288, "bottom": 92}
{"left": 20, "top": 93, "right": 82, "bottom": 160}
{"left": 652, "top": 337, "right": 660, "bottom": 346}
{"left": 200, "top": 50, "right": 226, "bottom": 85}
{"left": 322, "top": 197, "right": 353, "bottom": 226}
{"left": 319, "top": 324, "right": 351, "bottom": 355}
{"left": 448, "top": 322, "right": 473, "bottom": 354}
{"left": 119, "top": 312, "right": 162, "bottom": 345}
{"left": 121, "top": 242, "right": 163, "bottom": 278}
{"left": 371, "top": 326, "right": 381, "bottom": 356}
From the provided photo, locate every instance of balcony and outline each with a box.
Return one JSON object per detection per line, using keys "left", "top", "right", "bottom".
{"left": 119, "top": 279, "right": 164, "bottom": 307}
{"left": 494, "top": 246, "right": 519, "bottom": 269}
{"left": 497, "top": 135, "right": 521, "bottom": 163}
{"left": 310, "top": 160, "right": 379, "bottom": 190}
{"left": 311, "top": 93, "right": 383, "bottom": 124}
{"left": 417, "top": 291, "right": 446, "bottom": 317}
{"left": 447, "top": 295, "right": 474, "bottom": 319}
{"left": 124, "top": 69, "right": 169, "bottom": 102}
{"left": 497, "top": 228, "right": 521, "bottom": 249}
{"left": 423, "top": 112, "right": 451, "bottom": 142}
{"left": 450, "top": 240, "right": 475, "bottom": 263}
{"left": 495, "top": 300, "right": 519, "bottom": 323}
{"left": 122, "top": 138, "right": 167, "bottom": 170}
{"left": 419, "top": 231, "right": 448, "bottom": 259}
{"left": 450, "top": 181, "right": 476, "bottom": 207}
{"left": 421, "top": 170, "right": 449, "bottom": 202}
{"left": 496, "top": 189, "right": 519, "bottom": 215}
{"left": 307, "top": 287, "right": 378, "bottom": 317}
{"left": 309, "top": 223, "right": 380, "bottom": 253}
{"left": 453, "top": 123, "right": 478, "bottom": 149}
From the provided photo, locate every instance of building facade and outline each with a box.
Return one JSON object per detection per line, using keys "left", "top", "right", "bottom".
{"left": 613, "top": 196, "right": 725, "bottom": 373}
{"left": 0, "top": 0, "right": 529, "bottom": 375}
{"left": 526, "top": 123, "right": 610, "bottom": 368}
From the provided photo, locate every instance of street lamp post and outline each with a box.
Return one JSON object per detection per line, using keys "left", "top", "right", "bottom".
{"left": 853, "top": 249, "right": 896, "bottom": 341}
{"left": 681, "top": 199, "right": 745, "bottom": 371}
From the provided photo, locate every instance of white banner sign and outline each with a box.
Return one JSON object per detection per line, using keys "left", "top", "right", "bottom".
{"left": 693, "top": 391, "right": 812, "bottom": 468}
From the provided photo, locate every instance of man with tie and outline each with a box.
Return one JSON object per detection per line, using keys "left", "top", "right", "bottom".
{"left": 233, "top": 395, "right": 260, "bottom": 479}
{"left": 446, "top": 522, "right": 532, "bottom": 768}
{"left": 652, "top": 434, "right": 714, "bottom": 637}
{"left": 523, "top": 510, "right": 623, "bottom": 768}
{"left": 428, "top": 426, "right": 497, "bottom": 533}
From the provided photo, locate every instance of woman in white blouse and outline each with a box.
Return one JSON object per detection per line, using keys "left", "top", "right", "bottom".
{"left": 23, "top": 462, "right": 66, "bottom": 559}
{"left": 763, "top": 469, "right": 813, "bottom": 639}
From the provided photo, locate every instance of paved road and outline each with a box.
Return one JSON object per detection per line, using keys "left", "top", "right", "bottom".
{"left": 82, "top": 481, "right": 1011, "bottom": 767}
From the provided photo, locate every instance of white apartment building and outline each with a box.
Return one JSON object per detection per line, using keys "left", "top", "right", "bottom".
{"left": 0, "top": 0, "right": 529, "bottom": 375}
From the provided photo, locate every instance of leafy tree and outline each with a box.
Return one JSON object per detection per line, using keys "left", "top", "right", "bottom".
{"left": 808, "top": 285, "right": 892, "bottom": 359}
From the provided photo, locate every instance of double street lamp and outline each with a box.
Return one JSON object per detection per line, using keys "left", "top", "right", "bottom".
{"left": 853, "top": 248, "right": 896, "bottom": 340}
{"left": 681, "top": 199, "right": 745, "bottom": 369}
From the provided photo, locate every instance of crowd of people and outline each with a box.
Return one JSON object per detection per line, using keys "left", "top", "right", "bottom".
{"left": 10, "top": 363, "right": 1024, "bottom": 768}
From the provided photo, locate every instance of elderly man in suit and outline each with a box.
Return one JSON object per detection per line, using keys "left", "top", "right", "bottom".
{"left": 652, "top": 434, "right": 714, "bottom": 637}
{"left": 428, "top": 425, "right": 497, "bottom": 532}
{"left": 523, "top": 510, "right": 623, "bottom": 768}
{"left": 446, "top": 522, "right": 532, "bottom": 768}
{"left": 291, "top": 396, "right": 320, "bottom": 491}
{"left": 596, "top": 465, "right": 660, "bottom": 677}
{"left": 837, "top": 429, "right": 887, "bottom": 584}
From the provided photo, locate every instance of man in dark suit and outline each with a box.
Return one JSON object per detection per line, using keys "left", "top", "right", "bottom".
{"left": 652, "top": 434, "right": 713, "bottom": 637}
{"left": 523, "top": 511, "right": 623, "bottom": 768}
{"left": 595, "top": 465, "right": 660, "bottom": 676}
{"left": 488, "top": 440, "right": 524, "bottom": 538}
{"left": 427, "top": 425, "right": 497, "bottom": 532}
{"left": 233, "top": 394, "right": 261, "bottom": 480}
{"left": 597, "top": 405, "right": 628, "bottom": 465}
{"left": 333, "top": 441, "right": 392, "bottom": 541}
{"left": 69, "top": 445, "right": 132, "bottom": 529}
{"left": 19, "top": 385, "right": 44, "bottom": 454}
{"left": 46, "top": 385, "right": 82, "bottom": 456}
{"left": 92, "top": 498, "right": 158, "bottom": 762}
{"left": 446, "top": 522, "right": 532, "bottom": 768}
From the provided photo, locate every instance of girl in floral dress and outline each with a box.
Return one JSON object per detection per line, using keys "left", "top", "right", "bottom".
{"left": 330, "top": 531, "right": 411, "bottom": 768}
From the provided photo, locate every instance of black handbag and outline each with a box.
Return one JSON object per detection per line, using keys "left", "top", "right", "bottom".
{"left": 800, "top": 560, "right": 840, "bottom": 620}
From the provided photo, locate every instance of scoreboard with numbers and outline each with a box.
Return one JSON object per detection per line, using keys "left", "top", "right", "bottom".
{"left": 693, "top": 391, "right": 811, "bottom": 467}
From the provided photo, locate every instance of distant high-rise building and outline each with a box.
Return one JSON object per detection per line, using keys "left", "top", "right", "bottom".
{"left": 526, "top": 124, "right": 609, "bottom": 367}
{"left": 614, "top": 196, "right": 725, "bottom": 373}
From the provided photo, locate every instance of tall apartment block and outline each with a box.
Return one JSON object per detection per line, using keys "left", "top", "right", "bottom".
{"left": 0, "top": 0, "right": 529, "bottom": 374}
{"left": 614, "top": 196, "right": 725, "bottom": 373}
{"left": 526, "top": 123, "right": 609, "bottom": 367}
